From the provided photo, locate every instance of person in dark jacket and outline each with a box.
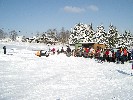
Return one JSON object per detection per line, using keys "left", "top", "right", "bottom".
{"left": 115, "top": 50, "right": 120, "bottom": 64}
{"left": 61, "top": 47, "right": 64, "bottom": 53}
{"left": 3, "top": 46, "right": 6, "bottom": 54}
{"left": 121, "top": 50, "right": 124, "bottom": 64}
{"left": 127, "top": 51, "right": 131, "bottom": 61}
{"left": 66, "top": 46, "right": 71, "bottom": 57}
{"left": 66, "top": 46, "right": 71, "bottom": 53}
{"left": 131, "top": 49, "right": 133, "bottom": 60}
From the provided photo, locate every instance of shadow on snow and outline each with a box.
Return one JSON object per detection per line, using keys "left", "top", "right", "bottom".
{"left": 117, "top": 70, "right": 133, "bottom": 76}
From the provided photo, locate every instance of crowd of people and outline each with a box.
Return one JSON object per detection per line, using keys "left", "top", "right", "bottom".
{"left": 3, "top": 44, "right": 133, "bottom": 65}
{"left": 55, "top": 46, "right": 133, "bottom": 65}
{"left": 2, "top": 44, "right": 133, "bottom": 68}
{"left": 3, "top": 44, "right": 131, "bottom": 65}
{"left": 73, "top": 46, "right": 133, "bottom": 64}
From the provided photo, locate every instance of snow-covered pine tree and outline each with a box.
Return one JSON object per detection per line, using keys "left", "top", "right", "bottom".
{"left": 86, "top": 23, "right": 95, "bottom": 43}
{"left": 106, "top": 24, "right": 119, "bottom": 48}
{"left": 69, "top": 23, "right": 82, "bottom": 44}
{"left": 122, "top": 30, "right": 133, "bottom": 49}
{"left": 69, "top": 23, "right": 95, "bottom": 44}
{"left": 117, "top": 34, "right": 124, "bottom": 48}
{"left": 69, "top": 23, "right": 133, "bottom": 48}
{"left": 94, "top": 24, "right": 107, "bottom": 44}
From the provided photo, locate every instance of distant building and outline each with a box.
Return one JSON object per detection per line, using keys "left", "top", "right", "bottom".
{"left": 75, "top": 42, "right": 107, "bottom": 50}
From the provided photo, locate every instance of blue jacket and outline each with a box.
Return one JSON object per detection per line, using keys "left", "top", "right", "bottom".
{"left": 116, "top": 50, "right": 120, "bottom": 58}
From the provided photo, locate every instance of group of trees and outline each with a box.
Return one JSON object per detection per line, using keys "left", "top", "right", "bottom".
{"left": 0, "top": 29, "right": 7, "bottom": 39}
{"left": 34, "top": 27, "right": 70, "bottom": 44}
{"left": 69, "top": 23, "right": 133, "bottom": 49}
{"left": 0, "top": 29, "right": 18, "bottom": 41}
{"left": 0, "top": 27, "right": 71, "bottom": 44}
{"left": 1, "top": 23, "right": 133, "bottom": 49}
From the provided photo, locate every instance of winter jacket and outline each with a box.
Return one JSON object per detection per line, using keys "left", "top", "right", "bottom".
{"left": 124, "top": 49, "right": 127, "bottom": 56}
{"left": 116, "top": 50, "right": 120, "bottom": 58}
{"left": 109, "top": 51, "right": 112, "bottom": 57}
{"left": 121, "top": 51, "right": 124, "bottom": 56}
{"left": 85, "top": 48, "right": 89, "bottom": 53}
{"left": 131, "top": 49, "right": 133, "bottom": 56}
{"left": 100, "top": 52, "right": 104, "bottom": 57}
{"left": 105, "top": 50, "right": 109, "bottom": 56}
{"left": 67, "top": 47, "right": 71, "bottom": 53}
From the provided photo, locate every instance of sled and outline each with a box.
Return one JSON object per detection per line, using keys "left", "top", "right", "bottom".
{"left": 35, "top": 50, "right": 49, "bottom": 57}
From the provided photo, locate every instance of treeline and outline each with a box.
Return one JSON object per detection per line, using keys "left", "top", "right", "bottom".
{"left": 1, "top": 23, "right": 133, "bottom": 49}
{"left": 0, "top": 27, "right": 71, "bottom": 43}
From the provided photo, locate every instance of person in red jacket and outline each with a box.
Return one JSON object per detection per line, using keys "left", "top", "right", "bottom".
{"left": 123, "top": 48, "right": 128, "bottom": 62}
{"left": 85, "top": 48, "right": 89, "bottom": 54}
{"left": 83, "top": 48, "right": 89, "bottom": 58}
{"left": 105, "top": 49, "right": 109, "bottom": 62}
{"left": 51, "top": 48, "right": 55, "bottom": 54}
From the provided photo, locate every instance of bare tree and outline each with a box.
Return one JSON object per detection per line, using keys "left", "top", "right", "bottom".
{"left": 0, "top": 29, "right": 7, "bottom": 39}
{"left": 9, "top": 30, "right": 18, "bottom": 41}
{"left": 58, "top": 27, "right": 70, "bottom": 43}
{"left": 47, "top": 29, "right": 57, "bottom": 39}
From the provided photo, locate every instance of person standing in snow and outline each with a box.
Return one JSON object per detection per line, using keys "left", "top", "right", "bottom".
{"left": 112, "top": 50, "right": 116, "bottom": 63}
{"left": 109, "top": 50, "right": 112, "bottom": 62}
{"left": 100, "top": 50, "right": 104, "bottom": 62}
{"left": 61, "top": 47, "right": 64, "bottom": 53}
{"left": 89, "top": 47, "right": 95, "bottom": 58}
{"left": 121, "top": 49, "right": 124, "bottom": 64}
{"left": 66, "top": 46, "right": 71, "bottom": 57}
{"left": 115, "top": 50, "right": 121, "bottom": 64}
{"left": 96, "top": 48, "right": 101, "bottom": 60}
{"left": 105, "top": 49, "right": 109, "bottom": 62}
{"left": 57, "top": 49, "right": 60, "bottom": 55}
{"left": 123, "top": 48, "right": 128, "bottom": 62}
{"left": 131, "top": 49, "right": 133, "bottom": 60}
{"left": 127, "top": 50, "right": 131, "bottom": 61}
{"left": 3, "top": 46, "right": 6, "bottom": 54}
{"left": 51, "top": 48, "right": 55, "bottom": 54}
{"left": 84, "top": 48, "right": 89, "bottom": 58}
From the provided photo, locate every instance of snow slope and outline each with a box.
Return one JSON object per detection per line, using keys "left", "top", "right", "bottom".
{"left": 0, "top": 42, "right": 133, "bottom": 100}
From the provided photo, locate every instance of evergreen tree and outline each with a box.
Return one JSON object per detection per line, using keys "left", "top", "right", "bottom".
{"left": 123, "top": 30, "right": 133, "bottom": 48}
{"left": 69, "top": 23, "right": 95, "bottom": 44}
{"left": 94, "top": 24, "right": 107, "bottom": 44}
{"left": 106, "top": 24, "right": 119, "bottom": 48}
{"left": 69, "top": 22, "right": 133, "bottom": 49}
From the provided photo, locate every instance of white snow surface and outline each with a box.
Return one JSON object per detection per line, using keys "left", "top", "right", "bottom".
{"left": 0, "top": 42, "right": 133, "bottom": 100}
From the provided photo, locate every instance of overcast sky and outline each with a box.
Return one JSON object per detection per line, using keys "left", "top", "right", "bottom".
{"left": 0, "top": 0, "right": 133, "bottom": 36}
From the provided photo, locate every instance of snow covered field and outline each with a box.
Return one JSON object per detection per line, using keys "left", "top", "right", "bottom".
{"left": 0, "top": 42, "right": 133, "bottom": 100}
